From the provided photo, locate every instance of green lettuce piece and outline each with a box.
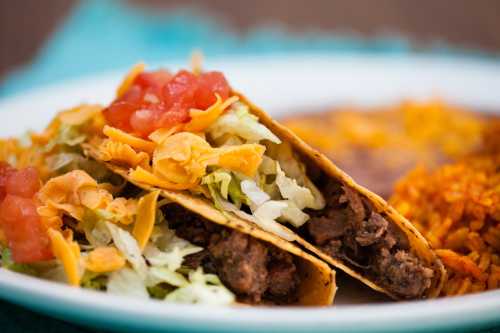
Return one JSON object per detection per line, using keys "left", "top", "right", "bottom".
{"left": 1, "top": 248, "right": 38, "bottom": 276}
{"left": 81, "top": 271, "right": 108, "bottom": 290}
{"left": 44, "top": 124, "right": 86, "bottom": 153}
{"left": 207, "top": 103, "right": 281, "bottom": 144}
{"left": 164, "top": 268, "right": 235, "bottom": 305}
{"left": 147, "top": 284, "right": 174, "bottom": 299}
{"left": 81, "top": 209, "right": 112, "bottom": 247}
{"left": 202, "top": 170, "right": 248, "bottom": 209}
{"left": 227, "top": 177, "right": 246, "bottom": 208}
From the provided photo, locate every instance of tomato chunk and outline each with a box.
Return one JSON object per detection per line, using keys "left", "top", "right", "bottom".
{"left": 0, "top": 165, "right": 52, "bottom": 263}
{"left": 134, "top": 69, "right": 172, "bottom": 95}
{"left": 130, "top": 108, "right": 161, "bottom": 137}
{"left": 6, "top": 167, "right": 40, "bottom": 198}
{"left": 102, "top": 101, "right": 138, "bottom": 132}
{"left": 103, "top": 68, "right": 232, "bottom": 136}
{"left": 0, "top": 195, "right": 52, "bottom": 263}
{"left": 195, "top": 71, "right": 230, "bottom": 110}
{"left": 0, "top": 162, "right": 16, "bottom": 201}
{"left": 162, "top": 70, "right": 197, "bottom": 109}
{"left": 118, "top": 85, "right": 144, "bottom": 104}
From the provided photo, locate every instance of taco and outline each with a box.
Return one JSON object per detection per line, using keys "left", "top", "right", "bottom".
{"left": 83, "top": 63, "right": 445, "bottom": 300}
{"left": 108, "top": 163, "right": 335, "bottom": 305}
{"left": 0, "top": 163, "right": 335, "bottom": 306}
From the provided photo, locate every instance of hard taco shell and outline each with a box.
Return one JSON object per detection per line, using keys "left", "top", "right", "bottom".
{"left": 81, "top": 148, "right": 336, "bottom": 306}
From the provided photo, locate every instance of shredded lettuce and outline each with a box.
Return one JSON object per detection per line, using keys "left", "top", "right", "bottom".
{"left": 46, "top": 153, "right": 84, "bottom": 173}
{"left": 253, "top": 201, "right": 296, "bottom": 241}
{"left": 275, "top": 163, "right": 317, "bottom": 210}
{"left": 204, "top": 170, "right": 249, "bottom": 210}
{"left": 38, "top": 261, "right": 68, "bottom": 283}
{"left": 82, "top": 210, "right": 112, "bottom": 247}
{"left": 1, "top": 248, "right": 38, "bottom": 276}
{"left": 143, "top": 242, "right": 202, "bottom": 272}
{"left": 164, "top": 268, "right": 235, "bottom": 305}
{"left": 81, "top": 271, "right": 108, "bottom": 290}
{"left": 208, "top": 103, "right": 281, "bottom": 144}
{"left": 227, "top": 176, "right": 246, "bottom": 208}
{"left": 202, "top": 170, "right": 232, "bottom": 199}
{"left": 107, "top": 267, "right": 149, "bottom": 298}
{"left": 240, "top": 179, "right": 270, "bottom": 208}
{"left": 106, "top": 222, "right": 148, "bottom": 278}
{"left": 147, "top": 266, "right": 189, "bottom": 288}
{"left": 279, "top": 200, "right": 310, "bottom": 228}
{"left": 147, "top": 284, "right": 173, "bottom": 299}
{"left": 150, "top": 225, "right": 201, "bottom": 255}
{"left": 46, "top": 152, "right": 122, "bottom": 187}
{"left": 259, "top": 155, "right": 277, "bottom": 175}
{"left": 45, "top": 124, "right": 86, "bottom": 153}
{"left": 268, "top": 142, "right": 325, "bottom": 210}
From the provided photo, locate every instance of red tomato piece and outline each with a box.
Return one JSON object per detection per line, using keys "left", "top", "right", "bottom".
{"left": 0, "top": 195, "right": 52, "bottom": 263}
{"left": 0, "top": 162, "right": 16, "bottom": 201}
{"left": 162, "top": 70, "right": 198, "bottom": 109}
{"left": 6, "top": 167, "right": 40, "bottom": 198}
{"left": 104, "top": 68, "right": 231, "bottom": 136}
{"left": 130, "top": 108, "right": 161, "bottom": 137}
{"left": 117, "top": 85, "right": 144, "bottom": 104}
{"left": 102, "top": 101, "right": 139, "bottom": 132}
{"left": 157, "top": 105, "right": 192, "bottom": 129}
{"left": 134, "top": 69, "right": 172, "bottom": 94}
{"left": 194, "top": 71, "right": 230, "bottom": 110}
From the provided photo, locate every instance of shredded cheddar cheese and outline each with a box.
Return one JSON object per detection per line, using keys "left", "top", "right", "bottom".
{"left": 48, "top": 228, "right": 81, "bottom": 286}
{"left": 133, "top": 190, "right": 161, "bottom": 250}
{"left": 97, "top": 139, "right": 150, "bottom": 169}
{"left": 85, "top": 246, "right": 125, "bottom": 273}
{"left": 129, "top": 167, "right": 198, "bottom": 190}
{"left": 37, "top": 170, "right": 137, "bottom": 227}
{"left": 183, "top": 95, "right": 239, "bottom": 132}
{"left": 116, "top": 63, "right": 145, "bottom": 98}
{"left": 152, "top": 132, "right": 265, "bottom": 186}
{"left": 148, "top": 126, "right": 182, "bottom": 145}
{"left": 59, "top": 105, "right": 103, "bottom": 126}
{"left": 103, "top": 125, "right": 156, "bottom": 154}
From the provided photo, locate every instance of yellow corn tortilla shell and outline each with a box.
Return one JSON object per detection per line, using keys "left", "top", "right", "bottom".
{"left": 234, "top": 91, "right": 446, "bottom": 299}
{"left": 82, "top": 146, "right": 336, "bottom": 306}
{"left": 83, "top": 89, "right": 444, "bottom": 300}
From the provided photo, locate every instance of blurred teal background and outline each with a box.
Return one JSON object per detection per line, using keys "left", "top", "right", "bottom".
{"left": 1, "top": 0, "right": 498, "bottom": 97}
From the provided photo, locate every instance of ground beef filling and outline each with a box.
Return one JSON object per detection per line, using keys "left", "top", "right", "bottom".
{"left": 163, "top": 205, "right": 301, "bottom": 304}
{"left": 303, "top": 180, "right": 434, "bottom": 299}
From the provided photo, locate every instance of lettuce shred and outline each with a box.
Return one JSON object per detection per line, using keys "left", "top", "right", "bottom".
{"left": 208, "top": 103, "right": 281, "bottom": 144}
{"left": 1, "top": 248, "right": 38, "bottom": 276}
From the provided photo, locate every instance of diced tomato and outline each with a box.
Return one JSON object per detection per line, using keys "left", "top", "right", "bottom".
{"left": 118, "top": 85, "right": 144, "bottom": 104}
{"left": 194, "top": 71, "right": 230, "bottom": 110}
{"left": 134, "top": 69, "right": 172, "bottom": 95}
{"left": 135, "top": 70, "right": 172, "bottom": 89}
{"left": 162, "top": 70, "right": 197, "bottom": 109}
{"left": 0, "top": 195, "right": 52, "bottom": 263}
{"left": 130, "top": 108, "right": 161, "bottom": 137}
{"left": 6, "top": 167, "right": 40, "bottom": 198}
{"left": 102, "top": 101, "right": 138, "bottom": 132}
{"left": 0, "top": 162, "right": 16, "bottom": 201}
{"left": 104, "top": 68, "right": 231, "bottom": 136}
{"left": 157, "top": 106, "right": 191, "bottom": 128}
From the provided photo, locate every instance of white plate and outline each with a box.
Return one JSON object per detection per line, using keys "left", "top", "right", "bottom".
{"left": 0, "top": 54, "right": 499, "bottom": 332}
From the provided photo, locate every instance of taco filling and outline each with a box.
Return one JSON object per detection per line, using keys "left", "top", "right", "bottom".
{"left": 83, "top": 64, "right": 437, "bottom": 299}
{"left": 303, "top": 178, "right": 433, "bottom": 298}
{"left": 0, "top": 161, "right": 309, "bottom": 305}
{"left": 164, "top": 204, "right": 301, "bottom": 304}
